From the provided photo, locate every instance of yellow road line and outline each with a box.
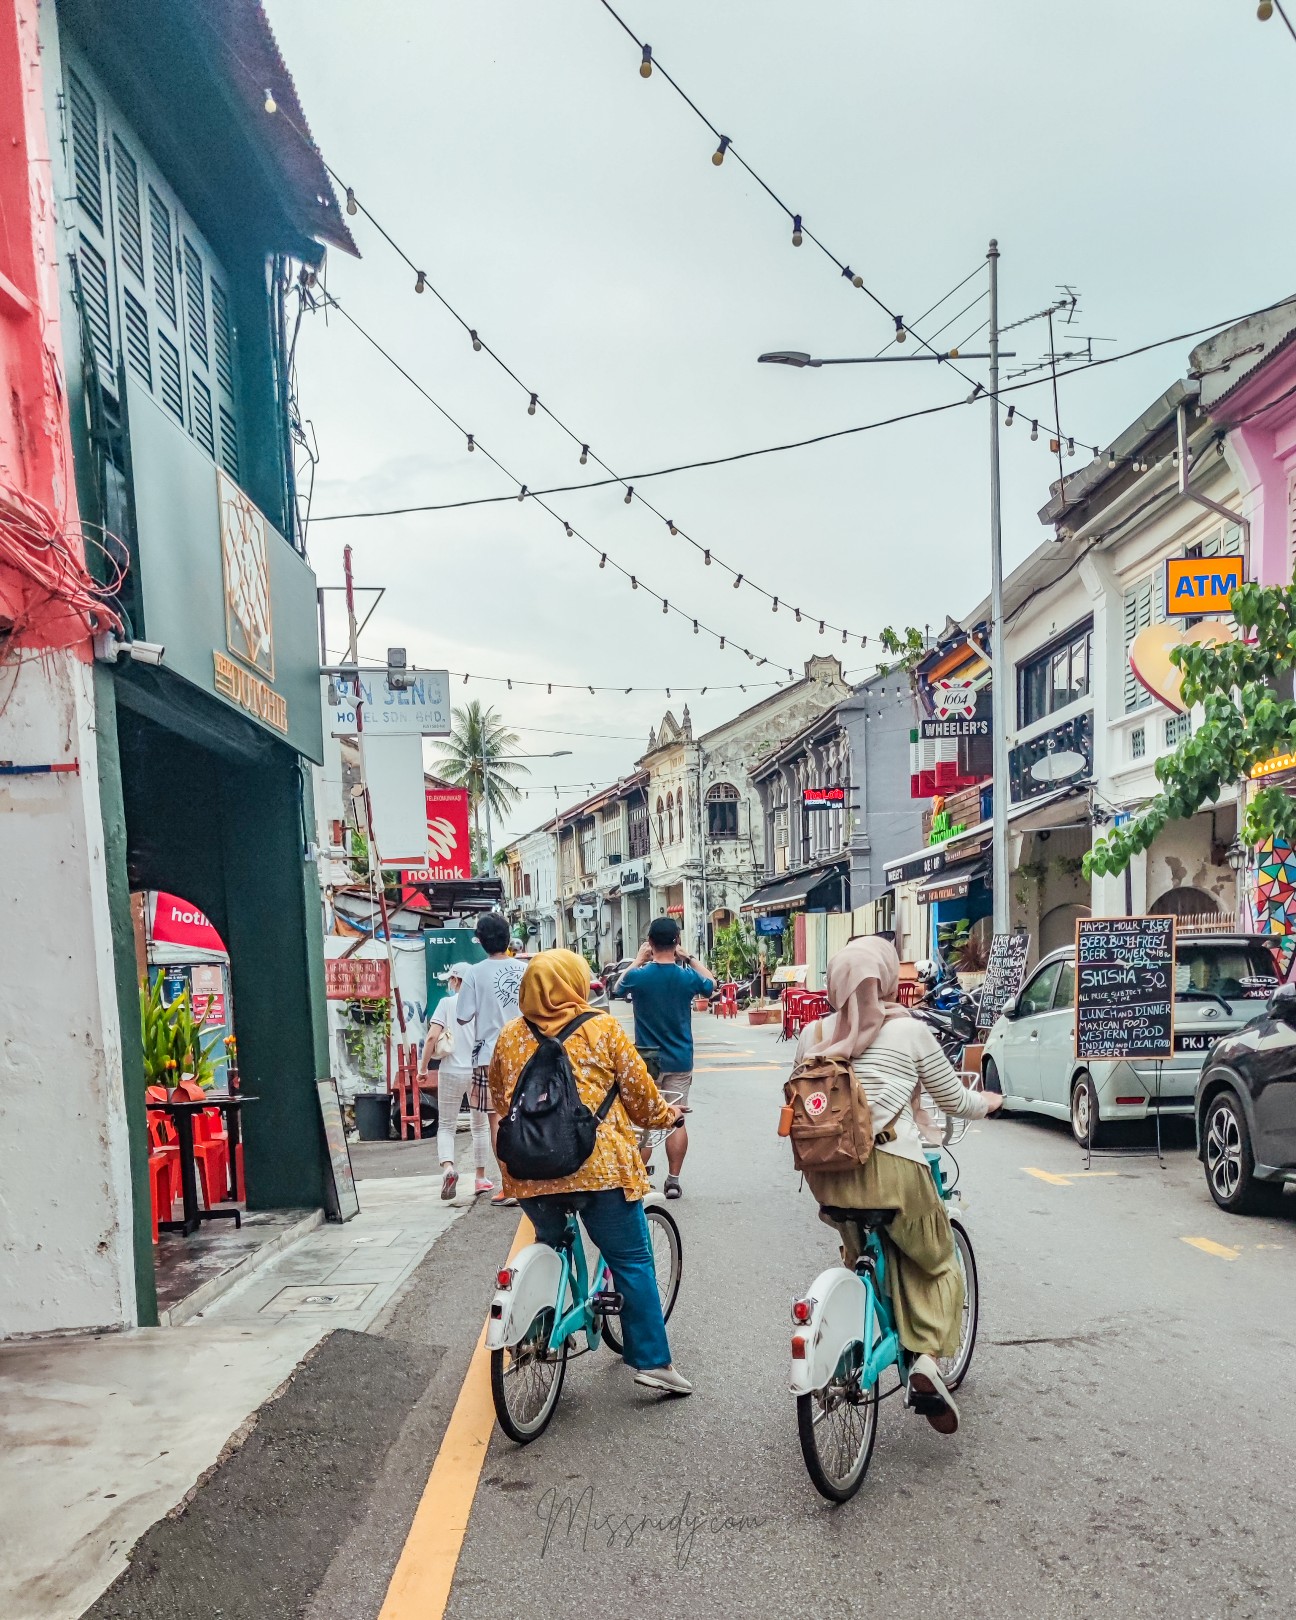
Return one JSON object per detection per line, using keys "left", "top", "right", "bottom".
{"left": 1181, "top": 1235, "right": 1240, "bottom": 1261}
{"left": 1023, "top": 1167, "right": 1073, "bottom": 1185}
{"left": 378, "top": 1215, "right": 534, "bottom": 1620}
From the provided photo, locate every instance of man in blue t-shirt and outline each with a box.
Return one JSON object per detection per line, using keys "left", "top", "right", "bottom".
{"left": 613, "top": 916, "right": 715, "bottom": 1200}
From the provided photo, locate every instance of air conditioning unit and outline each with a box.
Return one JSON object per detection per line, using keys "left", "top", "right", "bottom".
{"left": 607, "top": 852, "right": 623, "bottom": 865}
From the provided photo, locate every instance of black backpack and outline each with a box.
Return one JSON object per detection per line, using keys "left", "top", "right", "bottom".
{"left": 496, "top": 1012, "right": 620, "bottom": 1181}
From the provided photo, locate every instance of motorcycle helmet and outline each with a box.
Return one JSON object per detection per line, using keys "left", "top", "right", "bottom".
{"left": 914, "top": 958, "right": 939, "bottom": 986}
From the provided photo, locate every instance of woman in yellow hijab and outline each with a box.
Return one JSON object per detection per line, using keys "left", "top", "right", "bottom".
{"left": 488, "top": 949, "right": 692, "bottom": 1396}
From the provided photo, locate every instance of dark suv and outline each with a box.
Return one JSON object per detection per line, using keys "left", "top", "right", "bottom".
{"left": 1196, "top": 983, "right": 1296, "bottom": 1214}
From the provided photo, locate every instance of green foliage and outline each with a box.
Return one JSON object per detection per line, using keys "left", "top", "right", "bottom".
{"left": 1086, "top": 581, "right": 1296, "bottom": 878}
{"left": 877, "top": 625, "right": 928, "bottom": 676}
{"left": 712, "top": 919, "right": 760, "bottom": 981}
{"left": 139, "top": 977, "right": 225, "bottom": 1088}
{"left": 434, "top": 701, "right": 529, "bottom": 871}
{"left": 342, "top": 997, "right": 391, "bottom": 1082}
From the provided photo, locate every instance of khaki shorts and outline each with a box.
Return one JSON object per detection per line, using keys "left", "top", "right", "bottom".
{"left": 656, "top": 1070, "right": 693, "bottom": 1111}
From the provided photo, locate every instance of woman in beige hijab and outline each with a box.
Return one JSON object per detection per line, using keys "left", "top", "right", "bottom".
{"left": 794, "top": 936, "right": 1002, "bottom": 1434}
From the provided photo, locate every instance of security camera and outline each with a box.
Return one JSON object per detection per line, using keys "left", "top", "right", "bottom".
{"left": 94, "top": 633, "right": 165, "bottom": 666}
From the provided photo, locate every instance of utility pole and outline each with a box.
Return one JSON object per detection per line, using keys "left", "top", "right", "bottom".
{"left": 482, "top": 758, "right": 494, "bottom": 874}
{"left": 342, "top": 545, "right": 408, "bottom": 1049}
{"left": 988, "top": 239, "right": 1009, "bottom": 937}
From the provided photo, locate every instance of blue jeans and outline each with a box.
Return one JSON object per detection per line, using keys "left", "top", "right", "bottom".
{"left": 520, "top": 1189, "right": 672, "bottom": 1372}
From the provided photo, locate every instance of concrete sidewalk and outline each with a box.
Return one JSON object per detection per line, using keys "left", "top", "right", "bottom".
{"left": 0, "top": 1163, "right": 474, "bottom": 1620}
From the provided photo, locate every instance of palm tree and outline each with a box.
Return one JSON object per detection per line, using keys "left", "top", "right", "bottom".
{"left": 434, "top": 702, "right": 528, "bottom": 872}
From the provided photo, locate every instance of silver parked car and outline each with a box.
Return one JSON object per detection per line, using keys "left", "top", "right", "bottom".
{"left": 980, "top": 935, "right": 1279, "bottom": 1146}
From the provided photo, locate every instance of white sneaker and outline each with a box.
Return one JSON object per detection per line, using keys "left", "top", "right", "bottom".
{"left": 633, "top": 1364, "right": 693, "bottom": 1397}
{"left": 906, "top": 1354, "right": 959, "bottom": 1434}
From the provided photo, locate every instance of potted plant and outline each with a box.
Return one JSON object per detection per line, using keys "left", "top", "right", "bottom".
{"left": 139, "top": 977, "right": 226, "bottom": 1091}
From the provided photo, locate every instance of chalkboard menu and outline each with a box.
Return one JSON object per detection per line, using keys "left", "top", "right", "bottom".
{"left": 316, "top": 1079, "right": 360, "bottom": 1221}
{"left": 1075, "top": 916, "right": 1175, "bottom": 1061}
{"left": 977, "top": 931, "right": 1032, "bottom": 1030}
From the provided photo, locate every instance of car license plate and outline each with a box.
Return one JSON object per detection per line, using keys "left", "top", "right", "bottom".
{"left": 1175, "top": 1031, "right": 1214, "bottom": 1053}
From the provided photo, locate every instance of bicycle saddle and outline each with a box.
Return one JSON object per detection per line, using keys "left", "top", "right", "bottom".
{"left": 819, "top": 1205, "right": 896, "bottom": 1229}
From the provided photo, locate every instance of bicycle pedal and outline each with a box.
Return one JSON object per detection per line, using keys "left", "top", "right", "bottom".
{"left": 590, "top": 1290, "right": 624, "bottom": 1314}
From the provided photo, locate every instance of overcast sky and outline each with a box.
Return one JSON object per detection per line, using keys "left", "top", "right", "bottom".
{"left": 267, "top": 0, "right": 1296, "bottom": 844}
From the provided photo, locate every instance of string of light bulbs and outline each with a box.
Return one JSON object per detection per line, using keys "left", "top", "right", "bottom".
{"left": 595, "top": 0, "right": 1098, "bottom": 459}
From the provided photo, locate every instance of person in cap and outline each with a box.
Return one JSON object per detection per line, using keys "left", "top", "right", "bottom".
{"left": 423, "top": 962, "right": 494, "bottom": 1201}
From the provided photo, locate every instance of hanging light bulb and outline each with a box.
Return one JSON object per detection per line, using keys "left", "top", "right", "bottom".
{"left": 631, "top": 575, "right": 638, "bottom": 589}
{"left": 861, "top": 635, "right": 867, "bottom": 647}
{"left": 720, "top": 637, "right": 725, "bottom": 650}
{"left": 414, "top": 270, "right": 426, "bottom": 294}
{"left": 712, "top": 136, "right": 730, "bottom": 166}
{"left": 599, "top": 554, "right": 606, "bottom": 567}
{"left": 462, "top": 673, "right": 469, "bottom": 684}
{"left": 734, "top": 573, "right": 743, "bottom": 588}
{"left": 547, "top": 683, "right": 552, "bottom": 695}
{"left": 564, "top": 521, "right": 573, "bottom": 537}
{"left": 1067, "top": 438, "right": 1075, "bottom": 457}
{"left": 263, "top": 87, "right": 277, "bottom": 115}
{"left": 703, "top": 549, "right": 711, "bottom": 565}
{"left": 527, "top": 393, "right": 538, "bottom": 415}
{"left": 1259, "top": 0, "right": 1274, "bottom": 17}
{"left": 507, "top": 679, "right": 512, "bottom": 690}
{"left": 1107, "top": 450, "right": 1117, "bottom": 469}
{"left": 819, "top": 621, "right": 825, "bottom": 634}
{"left": 894, "top": 315, "right": 906, "bottom": 344}
{"left": 579, "top": 444, "right": 589, "bottom": 465}
{"left": 666, "top": 518, "right": 677, "bottom": 535}
{"left": 1005, "top": 405, "right": 1015, "bottom": 427}
{"left": 345, "top": 187, "right": 358, "bottom": 216}
{"left": 1171, "top": 446, "right": 1180, "bottom": 466}
{"left": 640, "top": 43, "right": 653, "bottom": 76}
{"left": 624, "top": 485, "right": 634, "bottom": 504}
{"left": 1030, "top": 420, "right": 1039, "bottom": 441}
{"left": 795, "top": 608, "right": 802, "bottom": 622}
{"left": 842, "top": 630, "right": 848, "bottom": 644}
{"left": 517, "top": 485, "right": 528, "bottom": 502}
{"left": 772, "top": 598, "right": 779, "bottom": 613}
{"left": 693, "top": 620, "right": 699, "bottom": 634}
{"left": 791, "top": 214, "right": 803, "bottom": 247}
{"left": 470, "top": 329, "right": 482, "bottom": 352}
{"left": 662, "top": 599, "right": 669, "bottom": 614}
{"left": 466, "top": 433, "right": 475, "bottom": 452}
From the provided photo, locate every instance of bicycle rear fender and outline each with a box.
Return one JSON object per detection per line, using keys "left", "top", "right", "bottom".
{"left": 789, "top": 1265, "right": 867, "bottom": 1396}
{"left": 486, "top": 1241, "right": 564, "bottom": 1350}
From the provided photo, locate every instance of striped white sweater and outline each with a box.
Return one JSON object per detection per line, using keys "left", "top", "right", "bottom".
{"left": 795, "top": 1015, "right": 991, "bottom": 1164}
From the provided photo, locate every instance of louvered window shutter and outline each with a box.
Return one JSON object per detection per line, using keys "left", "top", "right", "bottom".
{"left": 1123, "top": 575, "right": 1157, "bottom": 712}
{"left": 63, "top": 49, "right": 242, "bottom": 478}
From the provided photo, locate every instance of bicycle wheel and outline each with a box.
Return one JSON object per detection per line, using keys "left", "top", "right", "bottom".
{"left": 600, "top": 1205, "right": 683, "bottom": 1357}
{"left": 490, "top": 1307, "right": 568, "bottom": 1443}
{"left": 937, "top": 1219, "right": 979, "bottom": 1392}
{"left": 796, "top": 1343, "right": 878, "bottom": 1503}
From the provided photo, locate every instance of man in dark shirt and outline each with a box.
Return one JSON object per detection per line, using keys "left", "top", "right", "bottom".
{"left": 613, "top": 916, "right": 715, "bottom": 1199}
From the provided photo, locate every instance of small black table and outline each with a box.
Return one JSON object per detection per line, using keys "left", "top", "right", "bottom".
{"left": 147, "top": 1094, "right": 257, "bottom": 1237}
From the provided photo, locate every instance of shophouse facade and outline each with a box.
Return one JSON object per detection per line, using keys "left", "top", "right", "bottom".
{"left": 0, "top": 0, "right": 353, "bottom": 1336}
{"left": 640, "top": 656, "right": 850, "bottom": 955}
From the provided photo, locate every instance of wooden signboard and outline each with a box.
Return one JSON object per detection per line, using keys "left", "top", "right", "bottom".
{"left": 977, "top": 931, "right": 1031, "bottom": 1031}
{"left": 324, "top": 956, "right": 390, "bottom": 1001}
{"left": 1075, "top": 916, "right": 1176, "bottom": 1062}
{"left": 316, "top": 1078, "right": 360, "bottom": 1221}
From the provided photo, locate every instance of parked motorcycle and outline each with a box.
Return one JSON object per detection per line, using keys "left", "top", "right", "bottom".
{"left": 911, "top": 957, "right": 980, "bottom": 1068}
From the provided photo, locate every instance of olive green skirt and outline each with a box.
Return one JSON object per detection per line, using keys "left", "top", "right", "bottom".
{"left": 807, "top": 1149, "right": 963, "bottom": 1359}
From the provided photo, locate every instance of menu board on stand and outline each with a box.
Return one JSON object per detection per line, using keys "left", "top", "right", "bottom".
{"left": 976, "top": 932, "right": 1031, "bottom": 1031}
{"left": 1074, "top": 915, "right": 1176, "bottom": 1164}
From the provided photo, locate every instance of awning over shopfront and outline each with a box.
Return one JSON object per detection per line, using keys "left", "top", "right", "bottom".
{"left": 741, "top": 863, "right": 844, "bottom": 913}
{"left": 884, "top": 820, "right": 993, "bottom": 889}
{"left": 916, "top": 856, "right": 990, "bottom": 906}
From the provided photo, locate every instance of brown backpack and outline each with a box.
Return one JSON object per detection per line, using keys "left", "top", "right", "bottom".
{"left": 779, "top": 1023, "right": 876, "bottom": 1173}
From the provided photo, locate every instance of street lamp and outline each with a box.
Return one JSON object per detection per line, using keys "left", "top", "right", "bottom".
{"left": 757, "top": 240, "right": 1012, "bottom": 935}
{"left": 481, "top": 750, "right": 572, "bottom": 871}
{"left": 757, "top": 348, "right": 1000, "bottom": 366}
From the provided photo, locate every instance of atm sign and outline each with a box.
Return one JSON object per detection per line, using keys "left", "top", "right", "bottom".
{"left": 1165, "top": 555, "right": 1244, "bottom": 613}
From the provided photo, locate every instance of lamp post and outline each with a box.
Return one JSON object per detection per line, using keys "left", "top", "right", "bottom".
{"left": 758, "top": 239, "right": 1012, "bottom": 932}
{"left": 480, "top": 751, "right": 572, "bottom": 873}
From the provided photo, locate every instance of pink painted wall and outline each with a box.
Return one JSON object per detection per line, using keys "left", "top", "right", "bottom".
{"left": 0, "top": 0, "right": 85, "bottom": 650}
{"left": 1216, "top": 341, "right": 1296, "bottom": 590}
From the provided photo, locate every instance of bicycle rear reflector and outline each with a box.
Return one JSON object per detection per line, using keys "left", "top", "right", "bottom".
{"left": 496, "top": 1268, "right": 514, "bottom": 1289}
{"left": 791, "top": 1298, "right": 813, "bottom": 1324}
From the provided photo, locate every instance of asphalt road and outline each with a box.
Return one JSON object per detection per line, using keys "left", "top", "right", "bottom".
{"left": 88, "top": 1012, "right": 1296, "bottom": 1618}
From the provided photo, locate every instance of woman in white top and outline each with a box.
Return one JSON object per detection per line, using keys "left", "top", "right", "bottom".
{"left": 794, "top": 936, "right": 1003, "bottom": 1434}
{"left": 423, "top": 963, "right": 494, "bottom": 1202}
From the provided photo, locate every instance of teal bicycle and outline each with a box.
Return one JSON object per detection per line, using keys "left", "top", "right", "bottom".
{"left": 487, "top": 1191, "right": 683, "bottom": 1443}
{"left": 789, "top": 1114, "right": 979, "bottom": 1501}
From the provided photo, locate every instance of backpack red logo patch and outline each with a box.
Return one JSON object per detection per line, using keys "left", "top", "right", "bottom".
{"left": 805, "top": 1090, "right": 829, "bottom": 1118}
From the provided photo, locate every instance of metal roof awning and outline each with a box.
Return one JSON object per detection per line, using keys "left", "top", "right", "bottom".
{"left": 741, "top": 864, "right": 843, "bottom": 913}
{"left": 917, "top": 856, "right": 990, "bottom": 907}
{"left": 883, "top": 821, "right": 993, "bottom": 888}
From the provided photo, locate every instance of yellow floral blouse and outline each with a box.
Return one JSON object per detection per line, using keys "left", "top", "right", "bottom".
{"left": 488, "top": 1012, "right": 674, "bottom": 1201}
